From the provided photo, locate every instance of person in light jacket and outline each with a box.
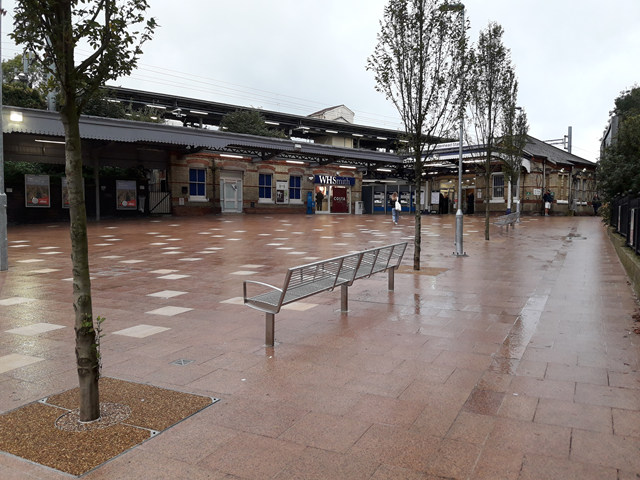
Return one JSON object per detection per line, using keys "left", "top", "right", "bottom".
{"left": 391, "top": 192, "right": 401, "bottom": 225}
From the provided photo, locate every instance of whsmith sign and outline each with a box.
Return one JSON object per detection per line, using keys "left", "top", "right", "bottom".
{"left": 314, "top": 175, "right": 356, "bottom": 186}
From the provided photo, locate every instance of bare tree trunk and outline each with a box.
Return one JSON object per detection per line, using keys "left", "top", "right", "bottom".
{"left": 414, "top": 181, "right": 421, "bottom": 271}
{"left": 413, "top": 155, "right": 422, "bottom": 271}
{"left": 62, "top": 108, "right": 100, "bottom": 422}
{"left": 484, "top": 154, "right": 491, "bottom": 241}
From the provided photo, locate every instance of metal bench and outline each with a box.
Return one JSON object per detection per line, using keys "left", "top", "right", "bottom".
{"left": 243, "top": 242, "right": 407, "bottom": 346}
{"left": 494, "top": 211, "right": 520, "bottom": 235}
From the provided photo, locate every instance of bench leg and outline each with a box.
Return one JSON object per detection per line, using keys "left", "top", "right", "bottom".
{"left": 341, "top": 284, "right": 348, "bottom": 312}
{"left": 265, "top": 313, "right": 275, "bottom": 347}
{"left": 388, "top": 267, "right": 395, "bottom": 291}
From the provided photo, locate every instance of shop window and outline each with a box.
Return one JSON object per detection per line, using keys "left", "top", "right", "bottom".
{"left": 492, "top": 174, "right": 504, "bottom": 200}
{"left": 289, "top": 176, "right": 301, "bottom": 203}
{"left": 259, "top": 173, "right": 273, "bottom": 202}
{"left": 189, "top": 168, "right": 206, "bottom": 199}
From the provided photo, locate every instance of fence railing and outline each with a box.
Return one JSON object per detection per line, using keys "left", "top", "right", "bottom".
{"left": 611, "top": 195, "right": 640, "bottom": 255}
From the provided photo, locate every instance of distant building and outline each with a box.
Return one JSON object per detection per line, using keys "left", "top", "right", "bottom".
{"left": 601, "top": 115, "right": 620, "bottom": 157}
{"left": 308, "top": 105, "right": 355, "bottom": 124}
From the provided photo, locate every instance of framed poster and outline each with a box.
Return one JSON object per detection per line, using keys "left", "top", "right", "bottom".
{"left": 116, "top": 180, "right": 137, "bottom": 210}
{"left": 25, "top": 174, "right": 50, "bottom": 208}
{"left": 61, "top": 177, "right": 85, "bottom": 209}
{"left": 275, "top": 180, "right": 288, "bottom": 204}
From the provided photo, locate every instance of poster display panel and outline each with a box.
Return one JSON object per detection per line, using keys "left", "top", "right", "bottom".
{"left": 275, "top": 180, "right": 289, "bottom": 204}
{"left": 116, "top": 180, "right": 137, "bottom": 210}
{"left": 25, "top": 175, "right": 50, "bottom": 207}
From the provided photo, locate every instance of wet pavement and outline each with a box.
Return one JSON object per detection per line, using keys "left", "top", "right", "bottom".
{"left": 0, "top": 213, "right": 639, "bottom": 479}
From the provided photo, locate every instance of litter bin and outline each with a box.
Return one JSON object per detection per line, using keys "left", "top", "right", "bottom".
{"left": 355, "top": 201, "right": 364, "bottom": 215}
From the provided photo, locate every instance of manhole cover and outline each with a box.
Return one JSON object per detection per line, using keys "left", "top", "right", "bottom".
{"left": 170, "top": 359, "right": 194, "bottom": 366}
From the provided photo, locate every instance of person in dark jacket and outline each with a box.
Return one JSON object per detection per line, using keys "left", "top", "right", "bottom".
{"left": 543, "top": 189, "right": 552, "bottom": 216}
{"left": 315, "top": 189, "right": 325, "bottom": 212}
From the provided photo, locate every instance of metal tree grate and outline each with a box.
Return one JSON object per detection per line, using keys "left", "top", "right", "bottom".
{"left": 169, "top": 359, "right": 194, "bottom": 366}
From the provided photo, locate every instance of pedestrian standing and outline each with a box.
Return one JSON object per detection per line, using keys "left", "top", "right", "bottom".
{"left": 315, "top": 189, "right": 324, "bottom": 212}
{"left": 593, "top": 194, "right": 601, "bottom": 215}
{"left": 391, "top": 192, "right": 401, "bottom": 225}
{"left": 543, "top": 189, "right": 552, "bottom": 216}
{"left": 467, "top": 192, "right": 475, "bottom": 215}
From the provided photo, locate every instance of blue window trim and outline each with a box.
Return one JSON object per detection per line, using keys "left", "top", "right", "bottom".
{"left": 259, "top": 173, "right": 272, "bottom": 201}
{"left": 189, "top": 168, "right": 206, "bottom": 197}
{"left": 289, "top": 176, "right": 301, "bottom": 201}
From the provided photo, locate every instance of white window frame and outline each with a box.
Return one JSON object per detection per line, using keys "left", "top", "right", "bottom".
{"left": 189, "top": 167, "right": 208, "bottom": 202}
{"left": 289, "top": 175, "right": 303, "bottom": 204}
{"left": 258, "top": 173, "right": 274, "bottom": 204}
{"left": 490, "top": 173, "right": 505, "bottom": 203}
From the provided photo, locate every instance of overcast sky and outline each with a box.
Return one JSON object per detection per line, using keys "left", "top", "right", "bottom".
{"left": 2, "top": 0, "right": 639, "bottom": 162}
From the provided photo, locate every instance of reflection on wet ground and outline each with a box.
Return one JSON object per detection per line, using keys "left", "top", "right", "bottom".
{"left": 1, "top": 214, "right": 639, "bottom": 478}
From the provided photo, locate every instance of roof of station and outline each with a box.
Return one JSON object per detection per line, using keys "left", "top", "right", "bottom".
{"left": 104, "top": 86, "right": 405, "bottom": 152}
{"left": 1, "top": 106, "right": 404, "bottom": 169}
{"left": 415, "top": 135, "right": 594, "bottom": 175}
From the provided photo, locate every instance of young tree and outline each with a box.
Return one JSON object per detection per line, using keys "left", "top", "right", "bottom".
{"left": 466, "top": 21, "right": 517, "bottom": 240}
{"left": 11, "top": 0, "right": 156, "bottom": 421}
{"left": 367, "top": 0, "right": 466, "bottom": 270}
{"left": 501, "top": 103, "right": 529, "bottom": 213}
{"left": 220, "top": 109, "right": 288, "bottom": 138}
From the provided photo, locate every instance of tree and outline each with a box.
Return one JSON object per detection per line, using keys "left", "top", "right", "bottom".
{"left": 2, "top": 81, "right": 47, "bottom": 109}
{"left": 220, "top": 109, "right": 288, "bottom": 138}
{"left": 2, "top": 53, "right": 46, "bottom": 88}
{"left": 501, "top": 103, "right": 529, "bottom": 213}
{"left": 11, "top": 0, "right": 156, "bottom": 422}
{"left": 598, "top": 114, "right": 640, "bottom": 197}
{"left": 367, "top": 0, "right": 466, "bottom": 270}
{"left": 597, "top": 86, "right": 640, "bottom": 199}
{"left": 83, "top": 89, "right": 164, "bottom": 123}
{"left": 466, "top": 21, "right": 518, "bottom": 240}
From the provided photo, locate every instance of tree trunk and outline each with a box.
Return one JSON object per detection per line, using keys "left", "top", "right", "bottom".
{"left": 414, "top": 177, "right": 421, "bottom": 271}
{"left": 62, "top": 107, "right": 100, "bottom": 422}
{"left": 484, "top": 153, "right": 491, "bottom": 241}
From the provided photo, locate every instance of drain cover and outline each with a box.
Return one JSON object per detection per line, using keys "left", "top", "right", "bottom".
{"left": 170, "top": 359, "right": 194, "bottom": 366}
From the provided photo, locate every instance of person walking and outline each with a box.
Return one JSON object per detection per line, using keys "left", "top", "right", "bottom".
{"left": 391, "top": 192, "right": 401, "bottom": 225}
{"left": 593, "top": 194, "right": 601, "bottom": 215}
{"left": 543, "top": 189, "right": 552, "bottom": 216}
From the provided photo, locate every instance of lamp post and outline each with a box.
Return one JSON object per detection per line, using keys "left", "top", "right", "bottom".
{"left": 0, "top": 0, "right": 8, "bottom": 271}
{"left": 440, "top": 1, "right": 466, "bottom": 257}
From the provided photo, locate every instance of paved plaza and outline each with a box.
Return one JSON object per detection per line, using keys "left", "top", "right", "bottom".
{"left": 0, "top": 213, "right": 639, "bottom": 479}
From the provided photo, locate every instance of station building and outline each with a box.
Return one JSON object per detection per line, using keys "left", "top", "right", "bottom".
{"left": 418, "top": 136, "right": 597, "bottom": 216}
{"left": 1, "top": 86, "right": 596, "bottom": 223}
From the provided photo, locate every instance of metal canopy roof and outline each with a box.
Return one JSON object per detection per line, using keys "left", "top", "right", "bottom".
{"left": 103, "top": 86, "right": 406, "bottom": 151}
{"left": 2, "top": 106, "right": 404, "bottom": 169}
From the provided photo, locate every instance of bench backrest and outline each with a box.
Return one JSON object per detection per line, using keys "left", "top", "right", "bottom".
{"left": 353, "top": 242, "right": 407, "bottom": 283}
{"left": 282, "top": 252, "right": 362, "bottom": 294}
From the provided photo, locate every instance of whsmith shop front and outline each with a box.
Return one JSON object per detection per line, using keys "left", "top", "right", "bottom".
{"left": 313, "top": 174, "right": 356, "bottom": 214}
